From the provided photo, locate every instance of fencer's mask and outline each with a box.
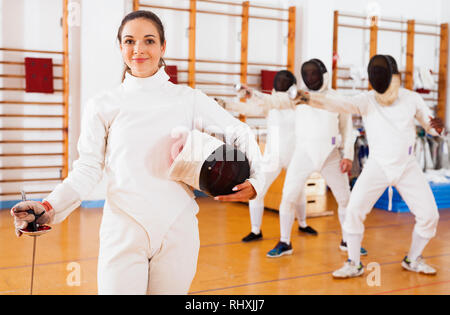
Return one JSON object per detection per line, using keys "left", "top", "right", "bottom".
{"left": 273, "top": 70, "right": 297, "bottom": 92}
{"left": 168, "top": 130, "right": 250, "bottom": 196}
{"left": 368, "top": 54, "right": 401, "bottom": 106}
{"left": 301, "top": 58, "right": 329, "bottom": 92}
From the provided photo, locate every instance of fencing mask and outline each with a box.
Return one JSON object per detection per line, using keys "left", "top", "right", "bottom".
{"left": 368, "top": 55, "right": 401, "bottom": 106}
{"left": 168, "top": 130, "right": 250, "bottom": 197}
{"left": 301, "top": 58, "right": 328, "bottom": 92}
{"left": 273, "top": 70, "right": 297, "bottom": 92}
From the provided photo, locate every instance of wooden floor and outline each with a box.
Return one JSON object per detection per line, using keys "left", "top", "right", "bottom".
{"left": 1, "top": 192, "right": 450, "bottom": 295}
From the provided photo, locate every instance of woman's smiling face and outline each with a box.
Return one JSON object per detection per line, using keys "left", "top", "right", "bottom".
{"left": 120, "top": 18, "right": 166, "bottom": 78}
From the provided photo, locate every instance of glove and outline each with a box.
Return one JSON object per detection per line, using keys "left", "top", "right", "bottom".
{"left": 293, "top": 89, "right": 311, "bottom": 105}
{"left": 235, "top": 84, "right": 253, "bottom": 99}
{"left": 11, "top": 200, "right": 55, "bottom": 237}
{"left": 429, "top": 116, "right": 445, "bottom": 136}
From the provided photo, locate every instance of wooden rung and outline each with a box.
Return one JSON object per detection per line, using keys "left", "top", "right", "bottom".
{"left": 0, "top": 74, "right": 64, "bottom": 80}
{"left": 164, "top": 57, "right": 189, "bottom": 62}
{"left": 0, "top": 128, "right": 65, "bottom": 131}
{"left": 0, "top": 87, "right": 64, "bottom": 92}
{"left": 139, "top": 4, "right": 190, "bottom": 13}
{"left": 0, "top": 61, "right": 63, "bottom": 67}
{"left": 338, "top": 12, "right": 367, "bottom": 20}
{"left": 0, "top": 165, "right": 63, "bottom": 170}
{"left": 197, "top": 9, "right": 241, "bottom": 18}
{"left": 339, "top": 23, "right": 370, "bottom": 30}
{"left": 196, "top": 59, "right": 241, "bottom": 65}
{"left": 0, "top": 114, "right": 64, "bottom": 118}
{"left": 196, "top": 70, "right": 241, "bottom": 76}
{"left": 415, "top": 31, "right": 440, "bottom": 37}
{"left": 195, "top": 81, "right": 235, "bottom": 86}
{"left": 0, "top": 47, "right": 64, "bottom": 54}
{"left": 196, "top": 0, "right": 241, "bottom": 7}
{"left": 248, "top": 61, "right": 287, "bottom": 67}
{"left": 0, "top": 153, "right": 64, "bottom": 157}
{"left": 0, "top": 190, "right": 52, "bottom": 196}
{"left": 249, "top": 15, "right": 289, "bottom": 22}
{"left": 250, "top": 3, "right": 289, "bottom": 12}
{"left": 377, "top": 26, "right": 408, "bottom": 34}
{"left": 0, "top": 101, "right": 64, "bottom": 106}
{"left": 415, "top": 21, "right": 441, "bottom": 28}
{"left": 0, "top": 140, "right": 63, "bottom": 144}
{"left": 0, "top": 177, "right": 62, "bottom": 183}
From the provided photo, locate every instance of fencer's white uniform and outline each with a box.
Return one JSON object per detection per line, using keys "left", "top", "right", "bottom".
{"left": 308, "top": 88, "right": 440, "bottom": 240}
{"left": 43, "top": 67, "right": 264, "bottom": 295}
{"left": 245, "top": 84, "right": 354, "bottom": 242}
{"left": 278, "top": 83, "right": 354, "bottom": 243}
{"left": 226, "top": 91, "right": 307, "bottom": 233}
{"left": 248, "top": 100, "right": 301, "bottom": 233}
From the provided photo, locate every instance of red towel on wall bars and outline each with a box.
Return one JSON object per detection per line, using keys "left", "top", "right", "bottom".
{"left": 25, "top": 57, "right": 54, "bottom": 93}
{"left": 261, "top": 70, "right": 278, "bottom": 94}
{"left": 165, "top": 65, "right": 178, "bottom": 84}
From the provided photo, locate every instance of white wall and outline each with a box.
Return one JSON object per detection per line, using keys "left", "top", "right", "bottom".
{"left": 1, "top": 0, "right": 449, "bottom": 202}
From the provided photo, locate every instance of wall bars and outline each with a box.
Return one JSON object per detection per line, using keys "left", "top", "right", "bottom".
{"left": 332, "top": 10, "right": 448, "bottom": 124}
{"left": 133, "top": 0, "right": 296, "bottom": 99}
{"left": 0, "top": 0, "right": 70, "bottom": 199}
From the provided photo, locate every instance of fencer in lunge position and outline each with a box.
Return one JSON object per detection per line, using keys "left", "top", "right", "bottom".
{"left": 294, "top": 55, "right": 444, "bottom": 277}
{"left": 10, "top": 10, "right": 264, "bottom": 295}
{"left": 233, "top": 71, "right": 319, "bottom": 243}
{"left": 264, "top": 59, "right": 365, "bottom": 258}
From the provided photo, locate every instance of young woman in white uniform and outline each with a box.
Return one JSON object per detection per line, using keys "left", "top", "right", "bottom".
{"left": 11, "top": 10, "right": 263, "bottom": 294}
{"left": 265, "top": 59, "right": 359, "bottom": 258}
{"left": 295, "top": 55, "right": 444, "bottom": 277}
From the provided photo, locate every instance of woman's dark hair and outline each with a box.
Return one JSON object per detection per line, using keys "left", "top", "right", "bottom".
{"left": 117, "top": 10, "right": 166, "bottom": 80}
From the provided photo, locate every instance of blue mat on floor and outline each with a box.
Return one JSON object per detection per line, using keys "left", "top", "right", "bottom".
{"left": 375, "top": 182, "right": 450, "bottom": 213}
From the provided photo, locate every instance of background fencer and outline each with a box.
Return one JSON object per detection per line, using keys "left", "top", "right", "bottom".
{"left": 295, "top": 55, "right": 444, "bottom": 278}
{"left": 10, "top": 10, "right": 264, "bottom": 295}
{"left": 230, "top": 71, "right": 319, "bottom": 244}
{"left": 266, "top": 59, "right": 364, "bottom": 258}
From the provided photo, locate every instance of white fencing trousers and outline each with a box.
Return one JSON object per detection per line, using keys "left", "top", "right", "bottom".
{"left": 279, "top": 147, "right": 351, "bottom": 242}
{"left": 343, "top": 158, "right": 439, "bottom": 239}
{"left": 97, "top": 205, "right": 200, "bottom": 295}
{"left": 248, "top": 167, "right": 307, "bottom": 233}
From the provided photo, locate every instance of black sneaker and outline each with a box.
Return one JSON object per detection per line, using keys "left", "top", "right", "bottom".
{"left": 299, "top": 226, "right": 318, "bottom": 236}
{"left": 242, "top": 231, "right": 263, "bottom": 242}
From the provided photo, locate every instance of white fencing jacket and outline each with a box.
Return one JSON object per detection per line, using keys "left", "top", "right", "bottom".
{"left": 256, "top": 88, "right": 354, "bottom": 170}
{"left": 222, "top": 91, "right": 297, "bottom": 167}
{"left": 224, "top": 90, "right": 294, "bottom": 117}
{"left": 44, "top": 67, "right": 263, "bottom": 248}
{"left": 295, "top": 87, "right": 354, "bottom": 170}
{"left": 309, "top": 87, "right": 440, "bottom": 184}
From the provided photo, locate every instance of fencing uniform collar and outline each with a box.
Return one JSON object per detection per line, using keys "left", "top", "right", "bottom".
{"left": 122, "top": 66, "right": 170, "bottom": 91}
